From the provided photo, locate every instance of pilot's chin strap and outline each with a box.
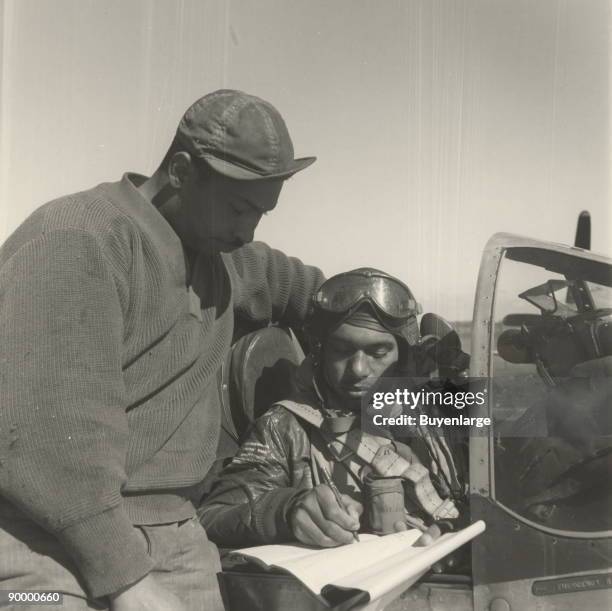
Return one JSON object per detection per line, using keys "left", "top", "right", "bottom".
{"left": 276, "top": 400, "right": 459, "bottom": 521}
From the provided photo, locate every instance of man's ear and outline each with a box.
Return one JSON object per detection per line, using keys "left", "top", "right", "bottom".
{"left": 167, "top": 152, "right": 193, "bottom": 189}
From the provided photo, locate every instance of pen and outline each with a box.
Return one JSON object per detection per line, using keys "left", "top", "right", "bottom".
{"left": 314, "top": 455, "right": 360, "bottom": 543}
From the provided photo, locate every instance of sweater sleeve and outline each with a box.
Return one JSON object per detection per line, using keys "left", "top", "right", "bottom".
{"left": 199, "top": 407, "right": 311, "bottom": 546}
{"left": 224, "top": 241, "right": 325, "bottom": 329}
{"left": 0, "top": 229, "right": 154, "bottom": 597}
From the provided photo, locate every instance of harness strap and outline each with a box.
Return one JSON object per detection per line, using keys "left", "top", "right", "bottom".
{"left": 277, "top": 400, "right": 325, "bottom": 428}
{"left": 277, "top": 400, "right": 458, "bottom": 520}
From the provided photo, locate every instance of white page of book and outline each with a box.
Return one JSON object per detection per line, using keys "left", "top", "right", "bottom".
{"left": 233, "top": 521, "right": 485, "bottom": 601}
{"left": 335, "top": 521, "right": 486, "bottom": 606}
{"left": 234, "top": 529, "right": 422, "bottom": 594}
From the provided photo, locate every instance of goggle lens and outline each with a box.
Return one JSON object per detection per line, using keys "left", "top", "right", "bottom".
{"left": 314, "top": 274, "right": 420, "bottom": 319}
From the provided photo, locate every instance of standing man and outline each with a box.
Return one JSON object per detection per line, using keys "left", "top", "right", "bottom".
{"left": 0, "top": 90, "right": 323, "bottom": 610}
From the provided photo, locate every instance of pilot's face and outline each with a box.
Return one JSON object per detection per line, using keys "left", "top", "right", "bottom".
{"left": 322, "top": 323, "right": 399, "bottom": 409}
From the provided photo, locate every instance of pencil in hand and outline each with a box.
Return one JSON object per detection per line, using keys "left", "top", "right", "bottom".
{"left": 314, "top": 455, "right": 360, "bottom": 543}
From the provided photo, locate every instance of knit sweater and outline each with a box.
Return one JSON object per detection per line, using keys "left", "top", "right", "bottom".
{"left": 0, "top": 174, "right": 323, "bottom": 597}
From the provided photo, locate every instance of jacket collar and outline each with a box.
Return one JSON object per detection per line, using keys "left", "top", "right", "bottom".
{"left": 292, "top": 356, "right": 359, "bottom": 434}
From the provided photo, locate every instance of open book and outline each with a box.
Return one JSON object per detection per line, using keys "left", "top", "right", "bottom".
{"left": 230, "top": 520, "right": 485, "bottom": 610}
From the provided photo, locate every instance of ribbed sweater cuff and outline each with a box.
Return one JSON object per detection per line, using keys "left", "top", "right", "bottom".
{"left": 56, "top": 505, "right": 155, "bottom": 598}
{"left": 253, "top": 488, "right": 306, "bottom": 542}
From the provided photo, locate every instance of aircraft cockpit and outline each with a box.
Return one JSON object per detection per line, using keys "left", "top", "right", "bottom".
{"left": 469, "top": 235, "right": 612, "bottom": 610}
{"left": 491, "top": 249, "right": 612, "bottom": 533}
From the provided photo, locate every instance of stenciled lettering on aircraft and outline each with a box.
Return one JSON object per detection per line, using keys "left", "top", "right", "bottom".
{"left": 532, "top": 573, "right": 612, "bottom": 596}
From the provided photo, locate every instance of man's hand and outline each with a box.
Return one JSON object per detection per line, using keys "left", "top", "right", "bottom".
{"left": 413, "top": 523, "right": 442, "bottom": 547}
{"left": 109, "top": 574, "right": 186, "bottom": 611}
{"left": 393, "top": 522, "right": 454, "bottom": 573}
{"left": 289, "top": 484, "right": 363, "bottom": 547}
{"left": 392, "top": 520, "right": 442, "bottom": 547}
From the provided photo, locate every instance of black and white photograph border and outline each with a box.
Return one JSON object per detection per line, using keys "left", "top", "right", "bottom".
{"left": 0, "top": 1, "right": 610, "bottom": 611}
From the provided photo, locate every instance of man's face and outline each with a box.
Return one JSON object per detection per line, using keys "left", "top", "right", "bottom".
{"left": 176, "top": 164, "right": 283, "bottom": 254}
{"left": 322, "top": 323, "right": 399, "bottom": 409}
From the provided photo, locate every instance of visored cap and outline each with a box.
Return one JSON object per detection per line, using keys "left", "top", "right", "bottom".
{"left": 176, "top": 89, "right": 316, "bottom": 181}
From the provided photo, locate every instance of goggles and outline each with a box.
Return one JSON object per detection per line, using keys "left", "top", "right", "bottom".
{"left": 313, "top": 270, "right": 421, "bottom": 321}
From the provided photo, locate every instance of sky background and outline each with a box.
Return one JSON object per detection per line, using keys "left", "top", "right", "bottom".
{"left": 0, "top": 0, "right": 609, "bottom": 320}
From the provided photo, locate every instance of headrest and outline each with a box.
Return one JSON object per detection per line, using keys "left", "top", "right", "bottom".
{"left": 222, "top": 326, "right": 305, "bottom": 443}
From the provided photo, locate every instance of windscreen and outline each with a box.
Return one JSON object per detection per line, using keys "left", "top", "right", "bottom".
{"left": 490, "top": 248, "right": 612, "bottom": 533}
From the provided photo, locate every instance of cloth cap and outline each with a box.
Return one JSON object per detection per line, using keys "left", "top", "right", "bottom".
{"left": 176, "top": 89, "right": 316, "bottom": 181}
{"left": 309, "top": 302, "right": 420, "bottom": 348}
{"left": 344, "top": 307, "right": 394, "bottom": 335}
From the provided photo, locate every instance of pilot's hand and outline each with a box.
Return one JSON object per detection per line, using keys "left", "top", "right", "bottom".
{"left": 289, "top": 484, "right": 363, "bottom": 547}
{"left": 392, "top": 521, "right": 442, "bottom": 547}
{"left": 414, "top": 523, "right": 442, "bottom": 547}
{"left": 393, "top": 521, "right": 447, "bottom": 572}
{"left": 109, "top": 574, "right": 186, "bottom": 611}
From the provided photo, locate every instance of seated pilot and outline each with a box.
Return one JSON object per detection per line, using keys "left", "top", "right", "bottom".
{"left": 199, "top": 268, "right": 462, "bottom": 548}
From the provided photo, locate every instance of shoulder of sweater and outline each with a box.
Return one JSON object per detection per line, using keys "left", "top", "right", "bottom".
{"left": 1, "top": 183, "right": 139, "bottom": 263}
{"left": 220, "top": 241, "right": 272, "bottom": 282}
{"left": 40, "top": 183, "right": 138, "bottom": 235}
{"left": 222, "top": 241, "right": 273, "bottom": 264}
{"left": 227, "top": 242, "right": 321, "bottom": 275}
{"left": 222, "top": 241, "right": 302, "bottom": 276}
